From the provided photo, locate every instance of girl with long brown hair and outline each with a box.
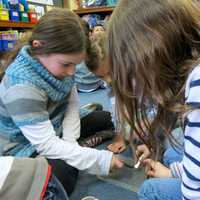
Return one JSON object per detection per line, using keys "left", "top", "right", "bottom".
{"left": 107, "top": 0, "right": 200, "bottom": 199}
{"left": 0, "top": 8, "right": 123, "bottom": 196}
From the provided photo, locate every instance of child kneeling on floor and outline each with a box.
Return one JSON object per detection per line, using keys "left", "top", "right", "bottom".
{"left": 0, "top": 8, "right": 123, "bottom": 196}
{"left": 84, "top": 33, "right": 128, "bottom": 154}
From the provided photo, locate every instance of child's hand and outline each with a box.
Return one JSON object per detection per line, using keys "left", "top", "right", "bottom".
{"left": 143, "top": 159, "right": 172, "bottom": 178}
{"left": 135, "top": 144, "right": 151, "bottom": 160}
{"left": 110, "top": 155, "right": 124, "bottom": 171}
{"left": 107, "top": 134, "right": 126, "bottom": 153}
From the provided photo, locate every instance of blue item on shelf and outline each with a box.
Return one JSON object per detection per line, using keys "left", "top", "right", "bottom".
{"left": 82, "top": 13, "right": 108, "bottom": 29}
{"left": 106, "top": 0, "right": 118, "bottom": 6}
{"left": 2, "top": 0, "right": 9, "bottom": 9}
{"left": 84, "top": 0, "right": 107, "bottom": 7}
{"left": 85, "top": 14, "right": 102, "bottom": 28}
{"left": 9, "top": 9, "right": 19, "bottom": 21}
{"left": 1, "top": 39, "right": 16, "bottom": 51}
{"left": 8, "top": 0, "right": 19, "bottom": 10}
{"left": 0, "top": 40, "right": 2, "bottom": 51}
{"left": 89, "top": 15, "right": 97, "bottom": 28}
{"left": 0, "top": 30, "right": 18, "bottom": 51}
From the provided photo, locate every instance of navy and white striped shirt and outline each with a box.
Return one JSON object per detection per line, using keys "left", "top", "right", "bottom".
{"left": 171, "top": 66, "right": 200, "bottom": 200}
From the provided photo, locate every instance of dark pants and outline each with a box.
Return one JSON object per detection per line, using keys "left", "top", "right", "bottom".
{"left": 47, "top": 110, "right": 113, "bottom": 196}
{"left": 47, "top": 159, "right": 78, "bottom": 196}
{"left": 80, "top": 110, "right": 114, "bottom": 138}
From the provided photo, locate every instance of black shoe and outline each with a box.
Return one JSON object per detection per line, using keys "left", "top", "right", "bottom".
{"left": 79, "top": 130, "right": 115, "bottom": 148}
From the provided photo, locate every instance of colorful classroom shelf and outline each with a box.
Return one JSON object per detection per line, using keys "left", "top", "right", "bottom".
{"left": 74, "top": 6, "right": 115, "bottom": 14}
{"left": 0, "top": 20, "right": 36, "bottom": 28}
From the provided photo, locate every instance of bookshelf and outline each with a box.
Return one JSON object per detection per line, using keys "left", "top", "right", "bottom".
{"left": 0, "top": 20, "right": 36, "bottom": 29}
{"left": 74, "top": 6, "right": 114, "bottom": 15}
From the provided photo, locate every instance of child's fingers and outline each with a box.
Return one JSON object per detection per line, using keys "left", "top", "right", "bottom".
{"left": 115, "top": 158, "right": 124, "bottom": 168}
{"left": 143, "top": 158, "right": 151, "bottom": 164}
{"left": 107, "top": 143, "right": 114, "bottom": 149}
{"left": 146, "top": 170, "right": 155, "bottom": 177}
{"left": 135, "top": 150, "right": 143, "bottom": 158}
{"left": 107, "top": 142, "right": 126, "bottom": 153}
{"left": 135, "top": 150, "right": 139, "bottom": 157}
{"left": 143, "top": 159, "right": 157, "bottom": 172}
{"left": 111, "top": 155, "right": 124, "bottom": 170}
{"left": 143, "top": 159, "right": 155, "bottom": 168}
{"left": 144, "top": 164, "right": 149, "bottom": 174}
{"left": 143, "top": 159, "right": 156, "bottom": 177}
{"left": 118, "top": 145, "right": 126, "bottom": 153}
{"left": 135, "top": 144, "right": 150, "bottom": 159}
{"left": 107, "top": 144, "right": 120, "bottom": 153}
{"left": 144, "top": 159, "right": 151, "bottom": 171}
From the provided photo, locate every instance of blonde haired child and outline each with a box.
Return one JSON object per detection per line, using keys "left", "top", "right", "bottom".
{"left": 86, "top": 33, "right": 127, "bottom": 153}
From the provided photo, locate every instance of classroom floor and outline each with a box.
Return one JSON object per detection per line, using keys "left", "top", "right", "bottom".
{"left": 70, "top": 144, "right": 146, "bottom": 200}
{"left": 69, "top": 88, "right": 146, "bottom": 200}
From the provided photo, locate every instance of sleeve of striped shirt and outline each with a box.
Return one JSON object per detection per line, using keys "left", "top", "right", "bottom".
{"left": 2, "top": 84, "right": 49, "bottom": 126}
{"left": 170, "top": 161, "right": 183, "bottom": 178}
{"left": 182, "top": 66, "right": 200, "bottom": 200}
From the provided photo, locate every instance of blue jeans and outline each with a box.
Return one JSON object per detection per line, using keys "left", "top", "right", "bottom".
{"left": 138, "top": 178, "right": 181, "bottom": 200}
{"left": 138, "top": 129, "right": 184, "bottom": 200}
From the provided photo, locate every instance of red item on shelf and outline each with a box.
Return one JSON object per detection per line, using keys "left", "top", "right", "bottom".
{"left": 28, "top": 12, "right": 37, "bottom": 23}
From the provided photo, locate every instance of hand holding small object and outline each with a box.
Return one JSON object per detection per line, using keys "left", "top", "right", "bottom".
{"left": 143, "top": 159, "right": 172, "bottom": 178}
{"left": 134, "top": 154, "right": 145, "bottom": 169}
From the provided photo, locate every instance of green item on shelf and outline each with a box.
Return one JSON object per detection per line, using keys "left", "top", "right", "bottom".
{"left": 19, "top": 11, "right": 28, "bottom": 22}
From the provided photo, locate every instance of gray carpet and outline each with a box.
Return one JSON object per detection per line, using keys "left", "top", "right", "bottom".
{"left": 69, "top": 89, "right": 146, "bottom": 200}
{"left": 69, "top": 172, "right": 139, "bottom": 200}
{"left": 98, "top": 158, "right": 146, "bottom": 193}
{"left": 69, "top": 141, "right": 146, "bottom": 200}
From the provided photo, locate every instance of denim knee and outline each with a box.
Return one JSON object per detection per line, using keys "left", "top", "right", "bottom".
{"left": 138, "top": 179, "right": 157, "bottom": 200}
{"left": 138, "top": 178, "right": 181, "bottom": 200}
